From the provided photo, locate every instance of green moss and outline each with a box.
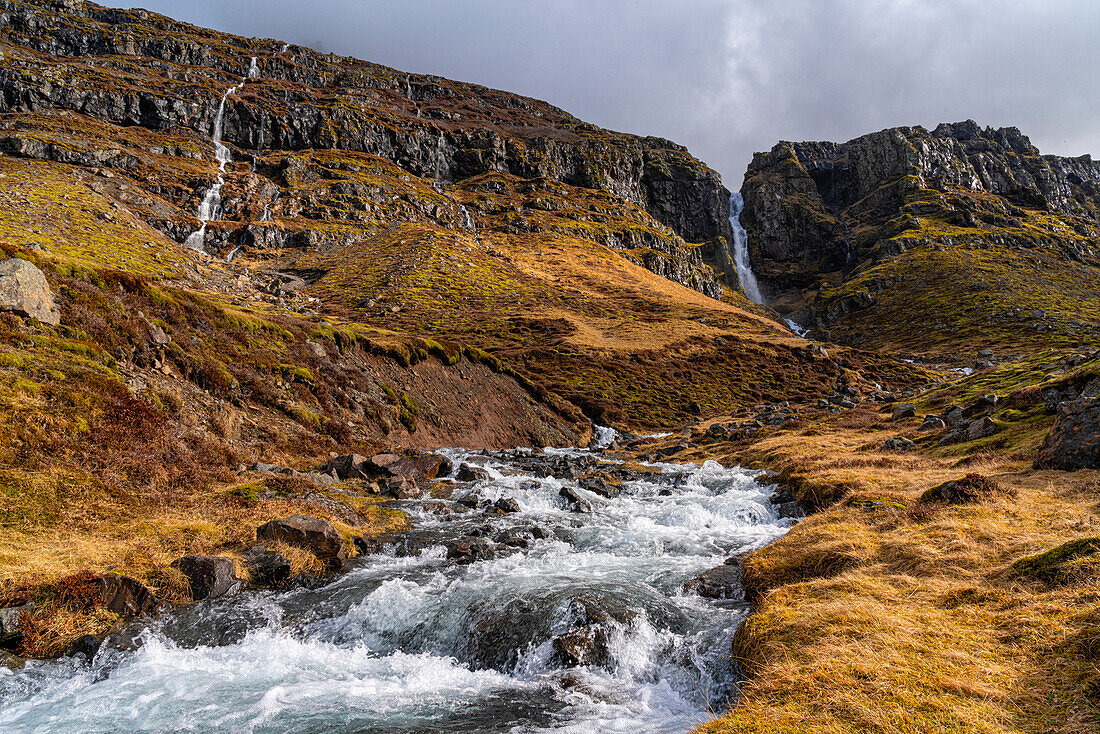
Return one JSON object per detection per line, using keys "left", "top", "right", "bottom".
{"left": 1011, "top": 537, "right": 1100, "bottom": 586}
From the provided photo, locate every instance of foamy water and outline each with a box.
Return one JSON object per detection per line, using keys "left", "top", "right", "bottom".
{"left": 0, "top": 433, "right": 790, "bottom": 733}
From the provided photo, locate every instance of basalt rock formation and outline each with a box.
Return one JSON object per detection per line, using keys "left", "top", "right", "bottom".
{"left": 740, "top": 120, "right": 1100, "bottom": 354}
{"left": 0, "top": 0, "right": 737, "bottom": 295}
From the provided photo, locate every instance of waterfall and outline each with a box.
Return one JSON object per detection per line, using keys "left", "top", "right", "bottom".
{"left": 432, "top": 131, "right": 449, "bottom": 185}
{"left": 184, "top": 70, "right": 247, "bottom": 251}
{"left": 458, "top": 204, "right": 475, "bottom": 232}
{"left": 728, "top": 192, "right": 764, "bottom": 304}
{"left": 405, "top": 74, "right": 421, "bottom": 118}
{"left": 248, "top": 57, "right": 260, "bottom": 79}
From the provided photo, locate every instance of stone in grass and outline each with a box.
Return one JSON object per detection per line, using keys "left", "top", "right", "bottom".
{"left": 256, "top": 515, "right": 346, "bottom": 569}
{"left": 880, "top": 436, "right": 916, "bottom": 452}
{"left": 919, "top": 473, "right": 1012, "bottom": 504}
{"left": 891, "top": 403, "right": 916, "bottom": 420}
{"left": 1010, "top": 537, "right": 1100, "bottom": 586}
{"left": 241, "top": 547, "right": 292, "bottom": 587}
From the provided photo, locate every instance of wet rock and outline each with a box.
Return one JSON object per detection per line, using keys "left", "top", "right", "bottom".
{"left": 559, "top": 486, "right": 593, "bottom": 513}
{"left": 98, "top": 573, "right": 160, "bottom": 617}
{"left": 1035, "top": 398, "right": 1100, "bottom": 470}
{"left": 578, "top": 476, "right": 621, "bottom": 499}
{"left": 0, "top": 602, "right": 30, "bottom": 644}
{"left": 171, "top": 555, "right": 244, "bottom": 600}
{"left": 66, "top": 634, "right": 102, "bottom": 661}
{"left": 966, "top": 417, "right": 997, "bottom": 441}
{"left": 880, "top": 436, "right": 916, "bottom": 451}
{"left": 683, "top": 562, "right": 744, "bottom": 600}
{"left": 445, "top": 538, "right": 497, "bottom": 564}
{"left": 456, "top": 493, "right": 481, "bottom": 508}
{"left": 552, "top": 625, "right": 611, "bottom": 668}
{"left": 0, "top": 258, "right": 60, "bottom": 325}
{"left": 256, "top": 515, "right": 346, "bottom": 568}
{"left": 492, "top": 497, "right": 522, "bottom": 514}
{"left": 891, "top": 403, "right": 916, "bottom": 420}
{"left": 0, "top": 650, "right": 24, "bottom": 670}
{"left": 551, "top": 595, "right": 636, "bottom": 668}
{"left": 778, "top": 501, "right": 805, "bottom": 519}
{"left": 241, "top": 547, "right": 291, "bottom": 586}
{"left": 383, "top": 476, "right": 420, "bottom": 499}
{"left": 456, "top": 463, "right": 491, "bottom": 482}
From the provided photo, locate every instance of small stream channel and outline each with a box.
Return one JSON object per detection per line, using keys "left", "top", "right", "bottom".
{"left": 0, "top": 432, "right": 792, "bottom": 733}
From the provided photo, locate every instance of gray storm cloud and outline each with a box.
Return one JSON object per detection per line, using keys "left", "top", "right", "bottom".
{"left": 131, "top": 0, "right": 1100, "bottom": 189}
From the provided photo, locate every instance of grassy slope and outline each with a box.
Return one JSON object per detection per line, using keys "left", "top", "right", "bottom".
{"left": 656, "top": 353, "right": 1100, "bottom": 733}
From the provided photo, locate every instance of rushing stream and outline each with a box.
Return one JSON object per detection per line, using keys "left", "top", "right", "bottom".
{"left": 0, "top": 434, "right": 790, "bottom": 733}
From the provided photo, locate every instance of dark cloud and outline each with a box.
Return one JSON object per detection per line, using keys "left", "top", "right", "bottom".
{"left": 133, "top": 0, "right": 1100, "bottom": 188}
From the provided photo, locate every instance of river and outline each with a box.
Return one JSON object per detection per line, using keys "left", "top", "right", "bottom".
{"left": 0, "top": 434, "right": 791, "bottom": 733}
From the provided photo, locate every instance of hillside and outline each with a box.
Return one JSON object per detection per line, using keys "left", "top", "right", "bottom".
{"left": 0, "top": 2, "right": 1097, "bottom": 733}
{"left": 741, "top": 120, "right": 1100, "bottom": 360}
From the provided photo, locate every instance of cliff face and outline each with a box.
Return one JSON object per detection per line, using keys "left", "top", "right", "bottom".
{"left": 741, "top": 120, "right": 1100, "bottom": 353}
{"left": 0, "top": 0, "right": 737, "bottom": 294}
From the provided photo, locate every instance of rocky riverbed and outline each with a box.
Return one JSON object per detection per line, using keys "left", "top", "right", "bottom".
{"left": 0, "top": 433, "right": 793, "bottom": 733}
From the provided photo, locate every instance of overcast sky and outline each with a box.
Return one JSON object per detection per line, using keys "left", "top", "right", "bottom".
{"left": 134, "top": 0, "right": 1100, "bottom": 189}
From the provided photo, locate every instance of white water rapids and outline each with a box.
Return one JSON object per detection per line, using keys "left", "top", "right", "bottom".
{"left": 0, "top": 434, "right": 791, "bottom": 733}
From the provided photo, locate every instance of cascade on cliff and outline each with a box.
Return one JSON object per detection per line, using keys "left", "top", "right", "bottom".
{"left": 184, "top": 72, "right": 245, "bottom": 251}
{"left": 248, "top": 57, "right": 260, "bottom": 79}
{"left": 728, "top": 192, "right": 764, "bottom": 304}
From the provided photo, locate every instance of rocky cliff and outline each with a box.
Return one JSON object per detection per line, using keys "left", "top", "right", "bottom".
{"left": 0, "top": 0, "right": 740, "bottom": 294}
{"left": 741, "top": 120, "right": 1100, "bottom": 354}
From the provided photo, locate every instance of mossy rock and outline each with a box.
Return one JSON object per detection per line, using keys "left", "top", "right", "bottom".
{"left": 1010, "top": 537, "right": 1100, "bottom": 586}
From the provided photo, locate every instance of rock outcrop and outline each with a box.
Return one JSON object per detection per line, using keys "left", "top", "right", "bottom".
{"left": 0, "top": 258, "right": 59, "bottom": 324}
{"left": 1036, "top": 398, "right": 1100, "bottom": 470}
{"left": 740, "top": 121, "right": 1100, "bottom": 347}
{"left": 0, "top": 0, "right": 733, "bottom": 297}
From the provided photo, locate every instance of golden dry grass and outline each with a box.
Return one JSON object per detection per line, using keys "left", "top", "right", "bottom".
{"left": 686, "top": 407, "right": 1100, "bottom": 734}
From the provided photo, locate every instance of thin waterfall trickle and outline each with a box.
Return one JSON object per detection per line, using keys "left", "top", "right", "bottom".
{"left": 728, "top": 192, "right": 764, "bottom": 304}
{"left": 184, "top": 66, "right": 248, "bottom": 251}
{"left": 405, "top": 74, "right": 421, "bottom": 118}
{"left": 248, "top": 57, "right": 260, "bottom": 79}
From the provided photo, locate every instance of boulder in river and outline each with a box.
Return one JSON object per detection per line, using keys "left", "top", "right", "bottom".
{"left": 683, "top": 559, "right": 745, "bottom": 600}
{"left": 456, "top": 463, "right": 491, "bottom": 482}
{"left": 559, "top": 486, "right": 593, "bottom": 513}
{"left": 66, "top": 634, "right": 102, "bottom": 661}
{"left": 445, "top": 537, "right": 498, "bottom": 564}
{"left": 256, "top": 515, "right": 346, "bottom": 568}
{"left": 492, "top": 497, "right": 522, "bottom": 514}
{"left": 1035, "top": 398, "right": 1100, "bottom": 470}
{"left": 0, "top": 258, "right": 60, "bottom": 325}
{"left": 172, "top": 555, "right": 244, "bottom": 600}
{"left": 551, "top": 595, "right": 637, "bottom": 668}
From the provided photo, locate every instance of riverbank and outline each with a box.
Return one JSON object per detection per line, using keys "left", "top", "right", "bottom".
{"left": 654, "top": 353, "right": 1100, "bottom": 733}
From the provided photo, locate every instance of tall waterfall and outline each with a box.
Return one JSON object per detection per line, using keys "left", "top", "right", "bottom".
{"left": 728, "top": 192, "right": 764, "bottom": 304}
{"left": 184, "top": 63, "right": 251, "bottom": 252}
